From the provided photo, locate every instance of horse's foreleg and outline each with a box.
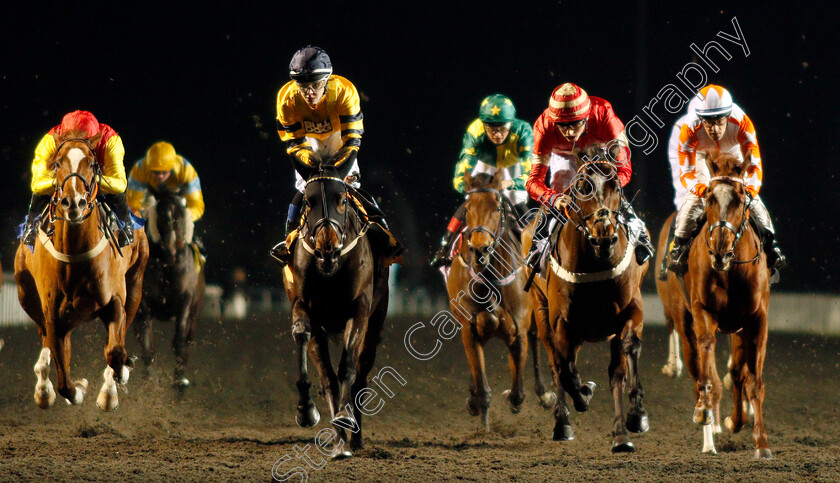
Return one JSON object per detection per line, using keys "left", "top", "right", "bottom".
{"left": 745, "top": 317, "right": 771, "bottom": 459}
{"left": 502, "top": 327, "right": 527, "bottom": 414}
{"left": 725, "top": 333, "right": 747, "bottom": 434}
{"left": 132, "top": 307, "right": 155, "bottom": 369}
{"left": 544, "top": 338, "right": 573, "bottom": 441}
{"left": 33, "top": 345, "right": 56, "bottom": 409}
{"left": 98, "top": 298, "right": 129, "bottom": 412}
{"left": 292, "top": 301, "right": 319, "bottom": 428}
{"left": 333, "top": 298, "right": 370, "bottom": 428}
{"left": 172, "top": 299, "right": 194, "bottom": 389}
{"left": 556, "top": 338, "right": 594, "bottom": 414}
{"left": 460, "top": 315, "right": 492, "bottom": 431}
{"left": 528, "top": 320, "right": 556, "bottom": 410}
{"left": 691, "top": 309, "right": 718, "bottom": 454}
{"left": 623, "top": 321, "right": 649, "bottom": 437}
{"left": 49, "top": 326, "right": 87, "bottom": 406}
{"left": 608, "top": 337, "right": 634, "bottom": 453}
{"left": 662, "top": 326, "right": 684, "bottom": 377}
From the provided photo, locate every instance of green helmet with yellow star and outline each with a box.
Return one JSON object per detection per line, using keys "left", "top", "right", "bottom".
{"left": 479, "top": 94, "right": 516, "bottom": 124}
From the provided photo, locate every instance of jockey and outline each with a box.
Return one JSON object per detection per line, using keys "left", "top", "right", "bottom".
{"left": 525, "top": 83, "right": 654, "bottom": 265}
{"left": 22, "top": 110, "right": 134, "bottom": 247}
{"left": 657, "top": 95, "right": 702, "bottom": 280}
{"left": 429, "top": 94, "right": 533, "bottom": 267}
{"left": 126, "top": 140, "right": 205, "bottom": 225}
{"left": 270, "top": 46, "right": 396, "bottom": 264}
{"left": 668, "top": 84, "right": 785, "bottom": 279}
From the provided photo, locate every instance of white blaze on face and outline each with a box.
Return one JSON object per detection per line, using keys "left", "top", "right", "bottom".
{"left": 712, "top": 184, "right": 734, "bottom": 222}
{"left": 66, "top": 148, "right": 87, "bottom": 200}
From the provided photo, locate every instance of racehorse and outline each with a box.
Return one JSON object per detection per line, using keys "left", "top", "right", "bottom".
{"left": 529, "top": 145, "right": 649, "bottom": 452}
{"left": 658, "top": 151, "right": 772, "bottom": 458}
{"left": 282, "top": 163, "right": 392, "bottom": 459}
{"left": 445, "top": 170, "right": 555, "bottom": 431}
{"left": 14, "top": 133, "right": 149, "bottom": 411}
{"left": 133, "top": 186, "right": 205, "bottom": 393}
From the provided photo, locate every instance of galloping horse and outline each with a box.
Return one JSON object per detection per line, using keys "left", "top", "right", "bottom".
{"left": 445, "top": 170, "right": 555, "bottom": 431}
{"left": 658, "top": 151, "right": 772, "bottom": 458}
{"left": 133, "top": 186, "right": 205, "bottom": 392}
{"left": 529, "top": 145, "right": 649, "bottom": 452}
{"left": 282, "top": 163, "right": 392, "bottom": 459}
{"left": 15, "top": 133, "right": 149, "bottom": 411}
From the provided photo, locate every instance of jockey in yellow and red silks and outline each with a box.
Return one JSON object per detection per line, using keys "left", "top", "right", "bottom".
{"left": 667, "top": 85, "right": 785, "bottom": 281}
{"left": 269, "top": 46, "right": 396, "bottom": 265}
{"left": 22, "top": 110, "right": 135, "bottom": 247}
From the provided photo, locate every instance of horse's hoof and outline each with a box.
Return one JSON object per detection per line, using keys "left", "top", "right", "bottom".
{"left": 295, "top": 403, "right": 321, "bottom": 428}
{"left": 173, "top": 377, "right": 190, "bottom": 388}
{"left": 539, "top": 391, "right": 557, "bottom": 409}
{"left": 466, "top": 397, "right": 480, "bottom": 417}
{"left": 626, "top": 411, "right": 650, "bottom": 433}
{"left": 331, "top": 410, "right": 355, "bottom": 428}
{"left": 661, "top": 364, "right": 681, "bottom": 378}
{"left": 35, "top": 387, "right": 56, "bottom": 409}
{"left": 693, "top": 408, "right": 714, "bottom": 425}
{"left": 67, "top": 378, "right": 88, "bottom": 405}
{"left": 724, "top": 415, "right": 744, "bottom": 433}
{"left": 573, "top": 382, "right": 596, "bottom": 412}
{"left": 755, "top": 448, "right": 773, "bottom": 460}
{"left": 552, "top": 424, "right": 574, "bottom": 441}
{"left": 331, "top": 450, "right": 353, "bottom": 461}
{"left": 612, "top": 439, "right": 636, "bottom": 453}
{"left": 723, "top": 372, "right": 733, "bottom": 390}
{"left": 502, "top": 390, "right": 523, "bottom": 414}
{"left": 96, "top": 392, "right": 119, "bottom": 412}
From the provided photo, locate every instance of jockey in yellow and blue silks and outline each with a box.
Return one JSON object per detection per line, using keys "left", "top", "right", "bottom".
{"left": 22, "top": 110, "right": 135, "bottom": 247}
{"left": 270, "top": 46, "right": 399, "bottom": 265}
{"left": 126, "top": 141, "right": 205, "bottom": 222}
{"left": 430, "top": 94, "right": 533, "bottom": 267}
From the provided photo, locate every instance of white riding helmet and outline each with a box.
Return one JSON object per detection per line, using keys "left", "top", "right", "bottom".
{"left": 695, "top": 85, "right": 733, "bottom": 117}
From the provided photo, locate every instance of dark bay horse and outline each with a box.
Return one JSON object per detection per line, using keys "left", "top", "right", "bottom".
{"left": 445, "top": 170, "right": 555, "bottom": 431}
{"left": 659, "top": 151, "right": 771, "bottom": 458}
{"left": 529, "top": 146, "right": 649, "bottom": 452}
{"left": 133, "top": 187, "right": 206, "bottom": 392}
{"left": 282, "top": 164, "right": 391, "bottom": 459}
{"left": 15, "top": 133, "right": 149, "bottom": 411}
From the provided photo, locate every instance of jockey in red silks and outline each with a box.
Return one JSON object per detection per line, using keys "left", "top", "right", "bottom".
{"left": 22, "top": 110, "right": 135, "bottom": 247}
{"left": 525, "top": 82, "right": 654, "bottom": 265}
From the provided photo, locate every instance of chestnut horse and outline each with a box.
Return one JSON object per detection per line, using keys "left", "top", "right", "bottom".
{"left": 529, "top": 146, "right": 649, "bottom": 452}
{"left": 282, "top": 164, "right": 392, "bottom": 459}
{"left": 445, "top": 170, "right": 555, "bottom": 431}
{"left": 658, "top": 151, "right": 771, "bottom": 458}
{"left": 15, "top": 134, "right": 149, "bottom": 411}
{"left": 655, "top": 212, "right": 685, "bottom": 378}
{"left": 133, "top": 187, "right": 206, "bottom": 393}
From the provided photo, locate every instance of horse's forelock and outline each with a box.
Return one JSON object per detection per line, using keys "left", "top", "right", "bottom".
{"left": 707, "top": 151, "right": 743, "bottom": 177}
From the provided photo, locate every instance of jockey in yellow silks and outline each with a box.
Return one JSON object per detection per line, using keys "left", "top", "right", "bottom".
{"left": 126, "top": 141, "right": 205, "bottom": 222}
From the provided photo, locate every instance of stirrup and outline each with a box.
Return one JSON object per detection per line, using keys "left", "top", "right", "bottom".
{"left": 118, "top": 228, "right": 134, "bottom": 247}
{"left": 270, "top": 241, "right": 291, "bottom": 266}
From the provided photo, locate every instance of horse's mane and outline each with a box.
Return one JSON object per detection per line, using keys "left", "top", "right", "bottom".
{"left": 468, "top": 172, "right": 496, "bottom": 189}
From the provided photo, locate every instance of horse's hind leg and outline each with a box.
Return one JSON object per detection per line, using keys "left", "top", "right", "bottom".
{"left": 333, "top": 299, "right": 371, "bottom": 428}
{"left": 132, "top": 307, "right": 155, "bottom": 370}
{"left": 172, "top": 299, "right": 194, "bottom": 391}
{"left": 528, "top": 312, "right": 556, "bottom": 409}
{"left": 744, "top": 316, "right": 771, "bottom": 459}
{"left": 544, "top": 339, "right": 573, "bottom": 441}
{"left": 460, "top": 316, "right": 492, "bottom": 431}
{"left": 291, "top": 302, "right": 319, "bottom": 428}
{"left": 662, "top": 318, "right": 683, "bottom": 377}
{"left": 623, "top": 320, "right": 649, "bottom": 436}
{"left": 502, "top": 325, "right": 527, "bottom": 414}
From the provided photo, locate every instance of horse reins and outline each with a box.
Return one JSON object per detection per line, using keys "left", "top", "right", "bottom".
{"left": 50, "top": 138, "right": 101, "bottom": 224}
{"left": 705, "top": 176, "right": 761, "bottom": 266}
{"left": 299, "top": 175, "right": 369, "bottom": 258}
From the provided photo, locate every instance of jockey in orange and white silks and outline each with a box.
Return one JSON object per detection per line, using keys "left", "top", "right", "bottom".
{"left": 22, "top": 110, "right": 135, "bottom": 247}
{"left": 525, "top": 83, "right": 654, "bottom": 265}
{"left": 667, "top": 96, "right": 703, "bottom": 211}
{"left": 668, "top": 85, "right": 785, "bottom": 280}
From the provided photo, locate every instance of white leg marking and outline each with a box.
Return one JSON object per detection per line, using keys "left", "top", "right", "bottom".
{"left": 33, "top": 348, "right": 56, "bottom": 409}
{"left": 96, "top": 366, "right": 119, "bottom": 411}
{"left": 662, "top": 330, "right": 684, "bottom": 377}
{"left": 120, "top": 365, "right": 130, "bottom": 384}
{"left": 702, "top": 424, "right": 717, "bottom": 454}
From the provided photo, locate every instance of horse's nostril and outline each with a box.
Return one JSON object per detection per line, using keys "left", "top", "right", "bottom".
{"left": 61, "top": 198, "right": 70, "bottom": 208}
{"left": 610, "top": 234, "right": 618, "bottom": 245}
{"left": 78, "top": 198, "right": 87, "bottom": 208}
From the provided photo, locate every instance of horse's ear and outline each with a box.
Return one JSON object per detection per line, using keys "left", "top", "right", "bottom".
{"left": 463, "top": 169, "right": 473, "bottom": 189}
{"left": 289, "top": 155, "right": 318, "bottom": 182}
{"left": 88, "top": 132, "right": 102, "bottom": 147}
{"left": 707, "top": 152, "right": 721, "bottom": 176}
{"left": 739, "top": 154, "right": 752, "bottom": 176}
{"left": 490, "top": 169, "right": 504, "bottom": 188}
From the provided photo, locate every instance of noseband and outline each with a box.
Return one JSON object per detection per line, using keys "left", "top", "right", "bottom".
{"left": 567, "top": 161, "right": 627, "bottom": 247}
{"left": 462, "top": 187, "right": 510, "bottom": 266}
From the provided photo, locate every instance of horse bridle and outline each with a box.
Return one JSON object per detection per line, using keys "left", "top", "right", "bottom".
{"left": 50, "top": 138, "right": 101, "bottom": 223}
{"left": 565, "top": 161, "right": 628, "bottom": 247}
{"left": 301, "top": 175, "right": 367, "bottom": 257}
{"left": 705, "top": 176, "right": 760, "bottom": 266}
{"left": 461, "top": 187, "right": 511, "bottom": 266}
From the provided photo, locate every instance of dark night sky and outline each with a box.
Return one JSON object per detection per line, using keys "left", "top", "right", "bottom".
{"left": 1, "top": 2, "right": 835, "bottom": 292}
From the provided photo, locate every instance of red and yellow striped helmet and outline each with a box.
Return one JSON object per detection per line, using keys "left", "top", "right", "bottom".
{"left": 547, "top": 83, "right": 591, "bottom": 122}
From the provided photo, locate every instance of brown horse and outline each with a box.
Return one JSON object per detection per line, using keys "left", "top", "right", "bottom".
{"left": 529, "top": 146, "right": 649, "bottom": 452}
{"left": 14, "top": 134, "right": 149, "bottom": 411}
{"left": 658, "top": 151, "right": 771, "bottom": 458}
{"left": 655, "top": 212, "right": 685, "bottom": 378}
{"left": 445, "top": 170, "right": 556, "bottom": 431}
{"left": 282, "top": 164, "right": 392, "bottom": 459}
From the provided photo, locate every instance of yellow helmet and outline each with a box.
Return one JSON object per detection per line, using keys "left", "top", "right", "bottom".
{"left": 146, "top": 141, "right": 179, "bottom": 171}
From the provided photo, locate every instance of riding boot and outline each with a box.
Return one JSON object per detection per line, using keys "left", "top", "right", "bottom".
{"left": 667, "top": 236, "right": 691, "bottom": 274}
{"left": 104, "top": 193, "right": 134, "bottom": 247}
{"left": 430, "top": 229, "right": 459, "bottom": 267}
{"left": 270, "top": 194, "right": 304, "bottom": 266}
{"left": 658, "top": 247, "right": 670, "bottom": 281}
{"left": 750, "top": 218, "right": 786, "bottom": 282}
{"left": 620, "top": 199, "right": 654, "bottom": 265}
{"left": 22, "top": 194, "right": 52, "bottom": 245}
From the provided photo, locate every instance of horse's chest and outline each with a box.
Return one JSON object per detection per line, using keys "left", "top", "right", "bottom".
{"left": 560, "top": 283, "right": 633, "bottom": 335}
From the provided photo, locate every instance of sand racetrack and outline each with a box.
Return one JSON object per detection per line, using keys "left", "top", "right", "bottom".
{"left": 0, "top": 305, "right": 838, "bottom": 482}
